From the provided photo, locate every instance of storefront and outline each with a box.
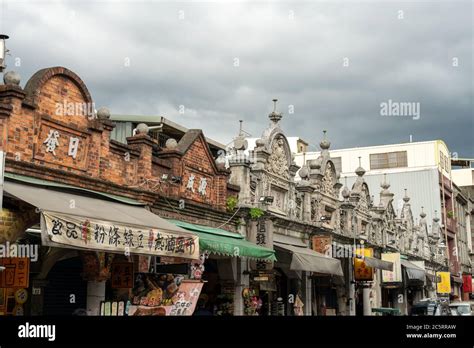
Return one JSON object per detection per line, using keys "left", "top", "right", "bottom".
{"left": 381, "top": 252, "right": 404, "bottom": 313}
{"left": 273, "top": 235, "right": 343, "bottom": 316}
{"left": 168, "top": 219, "right": 276, "bottom": 316}
{"left": 353, "top": 249, "right": 394, "bottom": 316}
{"left": 401, "top": 259, "right": 426, "bottom": 313}
{"left": 1, "top": 175, "right": 203, "bottom": 316}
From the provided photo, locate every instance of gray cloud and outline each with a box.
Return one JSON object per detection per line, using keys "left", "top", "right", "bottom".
{"left": 3, "top": 0, "right": 473, "bottom": 156}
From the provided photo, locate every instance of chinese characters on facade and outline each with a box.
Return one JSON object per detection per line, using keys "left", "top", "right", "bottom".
{"left": 186, "top": 174, "right": 208, "bottom": 196}
{"left": 43, "top": 129, "right": 79, "bottom": 159}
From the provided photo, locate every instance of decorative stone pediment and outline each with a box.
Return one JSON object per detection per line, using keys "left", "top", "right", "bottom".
{"left": 266, "top": 134, "right": 291, "bottom": 180}
{"left": 321, "top": 161, "right": 337, "bottom": 197}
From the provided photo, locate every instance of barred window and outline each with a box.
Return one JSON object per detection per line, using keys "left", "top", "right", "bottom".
{"left": 440, "top": 151, "right": 445, "bottom": 170}
{"left": 369, "top": 151, "right": 408, "bottom": 170}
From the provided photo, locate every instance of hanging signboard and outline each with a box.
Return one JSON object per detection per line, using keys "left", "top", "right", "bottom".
{"left": 436, "top": 272, "right": 451, "bottom": 294}
{"left": 312, "top": 235, "right": 332, "bottom": 257}
{"left": 0, "top": 257, "right": 30, "bottom": 288}
{"left": 382, "top": 253, "right": 402, "bottom": 283}
{"left": 138, "top": 256, "right": 151, "bottom": 273}
{"left": 462, "top": 274, "right": 472, "bottom": 293}
{"left": 41, "top": 211, "right": 199, "bottom": 259}
{"left": 128, "top": 274, "right": 203, "bottom": 316}
{"left": 354, "top": 248, "right": 373, "bottom": 281}
{"left": 0, "top": 150, "right": 4, "bottom": 210}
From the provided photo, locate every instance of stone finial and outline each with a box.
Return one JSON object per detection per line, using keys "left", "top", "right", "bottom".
{"left": 420, "top": 206, "right": 426, "bottom": 219}
{"left": 309, "top": 157, "right": 322, "bottom": 170}
{"left": 341, "top": 176, "right": 350, "bottom": 199}
{"left": 355, "top": 156, "right": 365, "bottom": 177}
{"left": 255, "top": 138, "right": 265, "bottom": 148}
{"left": 299, "top": 166, "right": 309, "bottom": 179}
{"left": 231, "top": 120, "right": 248, "bottom": 150}
{"left": 97, "top": 107, "right": 111, "bottom": 120}
{"left": 165, "top": 138, "right": 178, "bottom": 149}
{"left": 403, "top": 188, "right": 410, "bottom": 203}
{"left": 299, "top": 152, "right": 310, "bottom": 179}
{"left": 215, "top": 151, "right": 226, "bottom": 168}
{"left": 433, "top": 210, "right": 439, "bottom": 223}
{"left": 3, "top": 71, "right": 21, "bottom": 86}
{"left": 381, "top": 173, "right": 390, "bottom": 190}
{"left": 136, "top": 123, "right": 149, "bottom": 135}
{"left": 268, "top": 98, "right": 282, "bottom": 123}
{"left": 319, "top": 130, "right": 331, "bottom": 150}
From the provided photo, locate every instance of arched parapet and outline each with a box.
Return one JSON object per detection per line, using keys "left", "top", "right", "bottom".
{"left": 23, "top": 66, "right": 93, "bottom": 109}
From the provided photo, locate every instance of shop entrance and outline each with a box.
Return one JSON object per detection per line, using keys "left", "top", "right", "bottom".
{"left": 198, "top": 257, "right": 235, "bottom": 316}
{"left": 43, "top": 257, "right": 87, "bottom": 315}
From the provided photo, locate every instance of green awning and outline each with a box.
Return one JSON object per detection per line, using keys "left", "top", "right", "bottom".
{"left": 169, "top": 220, "right": 276, "bottom": 261}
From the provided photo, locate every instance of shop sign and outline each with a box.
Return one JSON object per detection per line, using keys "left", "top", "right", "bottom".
{"left": 128, "top": 274, "right": 203, "bottom": 316}
{"left": 190, "top": 252, "right": 208, "bottom": 280}
{"left": 250, "top": 220, "right": 272, "bottom": 271}
{"left": 111, "top": 262, "right": 134, "bottom": 288}
{"left": 251, "top": 270, "right": 274, "bottom": 283}
{"left": 354, "top": 248, "right": 373, "bottom": 281}
{"left": 41, "top": 211, "right": 199, "bottom": 259}
{"left": 100, "top": 301, "right": 126, "bottom": 316}
{"left": 0, "top": 257, "right": 30, "bottom": 288}
{"left": 382, "top": 253, "right": 402, "bottom": 283}
{"left": 138, "top": 256, "right": 151, "bottom": 273}
{"left": 12, "top": 304, "right": 24, "bottom": 316}
{"left": 312, "top": 235, "right": 332, "bottom": 257}
{"left": 255, "top": 220, "right": 268, "bottom": 270}
{"left": 14, "top": 288, "right": 28, "bottom": 304}
{"left": 436, "top": 272, "right": 451, "bottom": 294}
{"left": 462, "top": 275, "right": 472, "bottom": 293}
{"left": 253, "top": 276, "right": 269, "bottom": 282}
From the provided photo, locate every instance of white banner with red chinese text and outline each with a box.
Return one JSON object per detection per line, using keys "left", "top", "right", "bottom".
{"left": 41, "top": 211, "right": 199, "bottom": 259}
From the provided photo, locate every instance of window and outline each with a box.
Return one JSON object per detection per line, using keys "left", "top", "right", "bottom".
{"left": 331, "top": 157, "right": 342, "bottom": 174}
{"left": 439, "top": 151, "right": 450, "bottom": 172}
{"left": 369, "top": 151, "right": 408, "bottom": 170}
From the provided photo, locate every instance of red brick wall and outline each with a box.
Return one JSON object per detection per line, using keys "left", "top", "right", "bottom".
{"left": 0, "top": 205, "right": 38, "bottom": 243}
{"left": 0, "top": 67, "right": 237, "bottom": 211}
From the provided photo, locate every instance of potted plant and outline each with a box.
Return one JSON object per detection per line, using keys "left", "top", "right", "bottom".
{"left": 249, "top": 207, "right": 264, "bottom": 220}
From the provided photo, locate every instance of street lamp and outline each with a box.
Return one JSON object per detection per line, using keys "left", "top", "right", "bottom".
{"left": 259, "top": 196, "right": 274, "bottom": 205}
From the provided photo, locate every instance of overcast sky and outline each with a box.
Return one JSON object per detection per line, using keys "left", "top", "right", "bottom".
{"left": 2, "top": 0, "right": 473, "bottom": 156}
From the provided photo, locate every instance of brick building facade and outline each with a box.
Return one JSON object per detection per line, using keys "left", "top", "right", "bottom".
{"left": 0, "top": 66, "right": 260, "bottom": 316}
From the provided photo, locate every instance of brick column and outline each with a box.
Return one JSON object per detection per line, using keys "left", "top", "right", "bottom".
{"left": 0, "top": 84, "right": 26, "bottom": 152}
{"left": 126, "top": 134, "right": 155, "bottom": 183}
